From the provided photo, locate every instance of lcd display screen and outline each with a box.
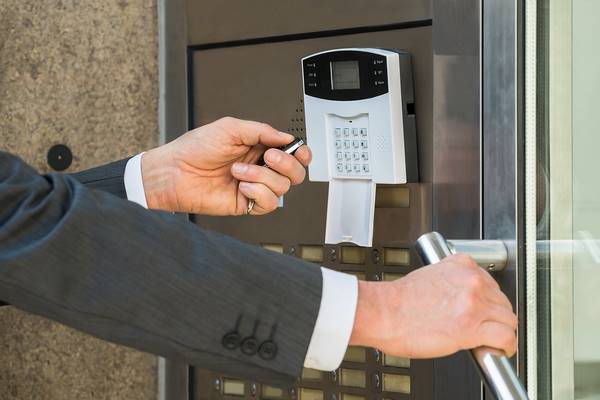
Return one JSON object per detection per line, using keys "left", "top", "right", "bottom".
{"left": 331, "top": 60, "right": 360, "bottom": 90}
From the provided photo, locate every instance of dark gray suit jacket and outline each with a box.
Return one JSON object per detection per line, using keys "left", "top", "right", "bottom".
{"left": 0, "top": 151, "right": 323, "bottom": 387}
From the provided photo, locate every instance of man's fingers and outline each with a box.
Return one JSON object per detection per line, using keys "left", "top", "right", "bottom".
{"left": 232, "top": 163, "right": 291, "bottom": 196}
{"left": 238, "top": 182, "right": 279, "bottom": 214}
{"left": 263, "top": 149, "right": 307, "bottom": 185}
{"left": 475, "top": 321, "right": 518, "bottom": 356}
{"left": 221, "top": 117, "right": 294, "bottom": 148}
{"left": 293, "top": 145, "right": 312, "bottom": 167}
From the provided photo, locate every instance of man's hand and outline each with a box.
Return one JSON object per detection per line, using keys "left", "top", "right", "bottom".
{"left": 140, "top": 117, "right": 312, "bottom": 215}
{"left": 349, "top": 254, "right": 518, "bottom": 358}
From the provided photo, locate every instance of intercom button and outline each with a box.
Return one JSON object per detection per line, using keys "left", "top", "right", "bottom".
{"left": 352, "top": 128, "right": 359, "bottom": 136}
{"left": 360, "top": 128, "right": 368, "bottom": 137}
{"left": 335, "top": 140, "right": 342, "bottom": 149}
{"left": 344, "top": 140, "right": 351, "bottom": 149}
{"left": 353, "top": 152, "right": 360, "bottom": 161}
{"left": 337, "top": 163, "right": 344, "bottom": 173}
{"left": 343, "top": 128, "right": 350, "bottom": 137}
{"left": 353, "top": 140, "right": 360, "bottom": 148}
{"left": 335, "top": 128, "right": 342, "bottom": 137}
{"left": 336, "top": 152, "right": 343, "bottom": 161}
{"left": 362, "top": 152, "right": 369, "bottom": 161}
{"left": 360, "top": 140, "right": 368, "bottom": 149}
{"left": 363, "top": 164, "right": 370, "bottom": 173}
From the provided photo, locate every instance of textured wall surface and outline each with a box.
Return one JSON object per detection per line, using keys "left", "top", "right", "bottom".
{"left": 0, "top": 0, "right": 159, "bottom": 399}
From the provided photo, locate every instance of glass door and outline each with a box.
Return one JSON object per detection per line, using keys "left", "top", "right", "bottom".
{"left": 526, "top": 0, "right": 600, "bottom": 398}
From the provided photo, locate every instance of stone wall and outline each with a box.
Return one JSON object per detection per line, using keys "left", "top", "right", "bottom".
{"left": 0, "top": 1, "right": 159, "bottom": 399}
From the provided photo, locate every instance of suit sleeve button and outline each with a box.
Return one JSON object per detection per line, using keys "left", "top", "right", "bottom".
{"left": 241, "top": 337, "right": 259, "bottom": 355}
{"left": 258, "top": 341, "right": 278, "bottom": 360}
{"left": 222, "top": 332, "right": 241, "bottom": 350}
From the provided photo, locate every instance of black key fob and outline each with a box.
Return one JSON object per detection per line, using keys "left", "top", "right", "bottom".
{"left": 257, "top": 137, "right": 305, "bottom": 166}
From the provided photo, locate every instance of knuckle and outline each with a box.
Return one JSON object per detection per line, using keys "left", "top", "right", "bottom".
{"left": 510, "top": 313, "right": 519, "bottom": 329}
{"left": 298, "top": 167, "right": 307, "bottom": 182}
{"left": 292, "top": 168, "right": 306, "bottom": 185}
{"left": 454, "top": 253, "right": 478, "bottom": 269}
{"left": 452, "top": 253, "right": 470, "bottom": 263}
{"left": 220, "top": 116, "right": 235, "bottom": 125}
{"left": 266, "top": 197, "right": 278, "bottom": 212}
{"left": 467, "top": 273, "right": 485, "bottom": 291}
{"left": 458, "top": 293, "right": 480, "bottom": 325}
{"left": 261, "top": 122, "right": 274, "bottom": 131}
{"left": 501, "top": 331, "right": 516, "bottom": 352}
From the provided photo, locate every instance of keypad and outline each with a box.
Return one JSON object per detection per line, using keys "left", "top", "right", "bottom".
{"left": 332, "top": 126, "right": 371, "bottom": 176}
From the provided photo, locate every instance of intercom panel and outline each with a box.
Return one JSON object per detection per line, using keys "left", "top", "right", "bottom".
{"left": 189, "top": 26, "right": 433, "bottom": 400}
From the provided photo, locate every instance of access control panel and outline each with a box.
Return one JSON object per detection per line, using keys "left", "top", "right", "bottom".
{"left": 302, "top": 48, "right": 418, "bottom": 184}
{"left": 302, "top": 49, "right": 418, "bottom": 247}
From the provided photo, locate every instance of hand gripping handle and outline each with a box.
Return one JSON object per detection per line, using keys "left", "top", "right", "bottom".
{"left": 415, "top": 232, "right": 529, "bottom": 400}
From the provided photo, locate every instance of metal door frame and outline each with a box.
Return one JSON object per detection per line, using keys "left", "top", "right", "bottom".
{"left": 432, "top": 0, "right": 524, "bottom": 399}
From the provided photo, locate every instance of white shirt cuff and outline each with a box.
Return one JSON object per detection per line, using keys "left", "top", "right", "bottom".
{"left": 303, "top": 268, "right": 358, "bottom": 371}
{"left": 124, "top": 153, "right": 149, "bottom": 208}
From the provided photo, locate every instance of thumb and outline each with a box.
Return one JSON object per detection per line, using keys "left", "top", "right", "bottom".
{"left": 227, "top": 118, "right": 294, "bottom": 147}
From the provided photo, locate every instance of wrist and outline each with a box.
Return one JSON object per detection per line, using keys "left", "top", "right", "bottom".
{"left": 141, "top": 147, "right": 179, "bottom": 211}
{"left": 349, "top": 281, "right": 387, "bottom": 348}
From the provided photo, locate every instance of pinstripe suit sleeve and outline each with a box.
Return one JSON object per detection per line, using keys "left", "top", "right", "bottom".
{"left": 0, "top": 158, "right": 128, "bottom": 309}
{"left": 69, "top": 157, "right": 130, "bottom": 198}
{"left": 0, "top": 152, "right": 323, "bottom": 387}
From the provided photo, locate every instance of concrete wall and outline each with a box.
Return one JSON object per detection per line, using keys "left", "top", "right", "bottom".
{"left": 0, "top": 0, "right": 159, "bottom": 399}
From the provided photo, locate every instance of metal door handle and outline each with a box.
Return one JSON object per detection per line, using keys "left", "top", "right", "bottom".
{"left": 415, "top": 232, "right": 529, "bottom": 400}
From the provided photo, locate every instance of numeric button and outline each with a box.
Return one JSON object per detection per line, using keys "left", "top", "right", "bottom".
{"left": 360, "top": 128, "right": 368, "bottom": 137}
{"left": 335, "top": 128, "right": 342, "bottom": 137}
